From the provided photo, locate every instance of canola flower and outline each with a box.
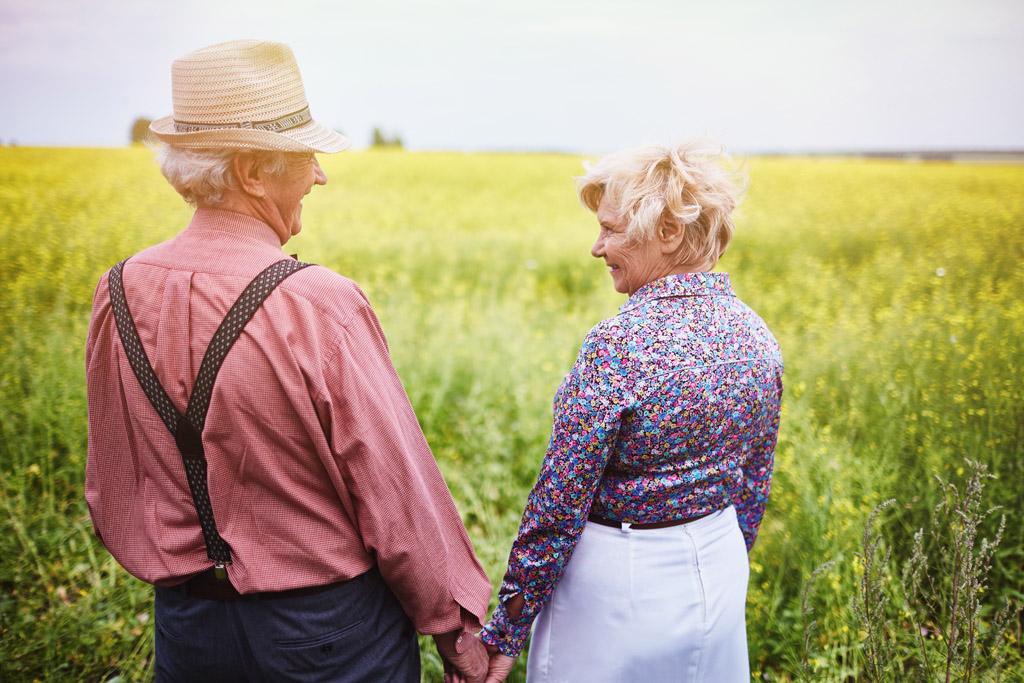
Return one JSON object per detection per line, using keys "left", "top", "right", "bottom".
{"left": 0, "top": 148, "right": 1021, "bottom": 680}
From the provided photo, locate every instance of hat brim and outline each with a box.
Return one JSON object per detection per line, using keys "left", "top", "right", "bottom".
{"left": 149, "top": 116, "right": 350, "bottom": 154}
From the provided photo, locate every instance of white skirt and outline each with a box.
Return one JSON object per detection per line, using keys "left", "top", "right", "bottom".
{"left": 526, "top": 506, "right": 750, "bottom": 683}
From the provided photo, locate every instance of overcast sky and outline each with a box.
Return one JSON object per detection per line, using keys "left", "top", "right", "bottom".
{"left": 1, "top": 0, "right": 1022, "bottom": 152}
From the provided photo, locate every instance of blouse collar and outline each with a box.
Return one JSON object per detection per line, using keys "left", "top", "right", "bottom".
{"left": 620, "top": 272, "right": 734, "bottom": 313}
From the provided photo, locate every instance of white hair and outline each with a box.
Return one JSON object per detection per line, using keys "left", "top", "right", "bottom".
{"left": 154, "top": 144, "right": 290, "bottom": 206}
{"left": 577, "top": 140, "right": 745, "bottom": 269}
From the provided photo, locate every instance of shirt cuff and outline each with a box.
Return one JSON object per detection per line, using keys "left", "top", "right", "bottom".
{"left": 480, "top": 602, "right": 533, "bottom": 657}
{"left": 420, "top": 600, "right": 486, "bottom": 636}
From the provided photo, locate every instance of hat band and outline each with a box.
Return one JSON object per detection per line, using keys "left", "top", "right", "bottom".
{"left": 174, "top": 106, "right": 312, "bottom": 133}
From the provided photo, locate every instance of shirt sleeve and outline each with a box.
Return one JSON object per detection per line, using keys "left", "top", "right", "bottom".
{"left": 316, "top": 296, "right": 492, "bottom": 635}
{"left": 480, "top": 325, "right": 630, "bottom": 657}
{"left": 731, "top": 370, "right": 783, "bottom": 551}
{"left": 84, "top": 274, "right": 108, "bottom": 544}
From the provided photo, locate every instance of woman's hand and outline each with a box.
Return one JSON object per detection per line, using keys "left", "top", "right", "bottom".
{"left": 483, "top": 644, "right": 517, "bottom": 683}
{"left": 476, "top": 593, "right": 522, "bottom": 682}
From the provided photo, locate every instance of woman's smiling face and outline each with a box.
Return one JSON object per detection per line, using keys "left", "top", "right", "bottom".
{"left": 590, "top": 193, "right": 674, "bottom": 295}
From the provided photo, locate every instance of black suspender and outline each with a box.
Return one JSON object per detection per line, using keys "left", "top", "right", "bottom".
{"left": 107, "top": 258, "right": 313, "bottom": 578}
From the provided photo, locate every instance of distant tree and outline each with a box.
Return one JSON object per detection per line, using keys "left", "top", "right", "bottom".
{"left": 370, "top": 126, "right": 404, "bottom": 149}
{"left": 130, "top": 117, "right": 153, "bottom": 145}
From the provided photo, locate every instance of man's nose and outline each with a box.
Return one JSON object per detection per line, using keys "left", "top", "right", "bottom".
{"left": 313, "top": 158, "right": 327, "bottom": 185}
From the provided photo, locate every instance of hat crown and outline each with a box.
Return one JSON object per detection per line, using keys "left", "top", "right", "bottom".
{"left": 170, "top": 39, "right": 309, "bottom": 125}
{"left": 150, "top": 38, "right": 348, "bottom": 153}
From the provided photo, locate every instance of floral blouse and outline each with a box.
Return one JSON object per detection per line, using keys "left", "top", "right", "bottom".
{"left": 480, "top": 272, "right": 783, "bottom": 657}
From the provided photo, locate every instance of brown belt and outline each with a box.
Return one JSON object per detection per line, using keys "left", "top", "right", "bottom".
{"left": 169, "top": 568, "right": 355, "bottom": 602}
{"left": 587, "top": 510, "right": 715, "bottom": 530}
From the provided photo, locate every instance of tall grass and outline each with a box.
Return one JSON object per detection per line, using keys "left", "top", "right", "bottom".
{"left": 803, "top": 461, "right": 1020, "bottom": 682}
{"left": 0, "top": 148, "right": 1021, "bottom": 680}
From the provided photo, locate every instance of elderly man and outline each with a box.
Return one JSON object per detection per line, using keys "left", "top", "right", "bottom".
{"left": 85, "top": 40, "right": 493, "bottom": 682}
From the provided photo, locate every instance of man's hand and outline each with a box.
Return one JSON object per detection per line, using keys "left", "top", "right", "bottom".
{"left": 435, "top": 628, "right": 488, "bottom": 683}
{"left": 483, "top": 644, "right": 517, "bottom": 683}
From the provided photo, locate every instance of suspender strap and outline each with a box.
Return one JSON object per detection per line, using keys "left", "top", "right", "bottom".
{"left": 108, "top": 258, "right": 313, "bottom": 570}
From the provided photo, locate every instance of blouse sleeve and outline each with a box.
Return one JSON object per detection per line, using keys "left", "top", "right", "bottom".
{"left": 480, "top": 324, "right": 631, "bottom": 657}
{"left": 731, "top": 370, "right": 783, "bottom": 551}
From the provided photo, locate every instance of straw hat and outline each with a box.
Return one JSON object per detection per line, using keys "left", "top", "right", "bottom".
{"left": 150, "top": 39, "right": 349, "bottom": 153}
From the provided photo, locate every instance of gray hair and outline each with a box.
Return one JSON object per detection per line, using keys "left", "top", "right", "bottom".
{"left": 154, "top": 144, "right": 289, "bottom": 206}
{"left": 577, "top": 140, "right": 744, "bottom": 270}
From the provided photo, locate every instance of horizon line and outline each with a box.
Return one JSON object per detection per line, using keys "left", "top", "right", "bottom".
{"left": 3, "top": 143, "right": 1024, "bottom": 160}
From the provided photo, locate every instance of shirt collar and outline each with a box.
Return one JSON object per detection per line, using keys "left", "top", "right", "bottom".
{"left": 186, "top": 208, "right": 283, "bottom": 248}
{"left": 620, "top": 272, "right": 734, "bottom": 313}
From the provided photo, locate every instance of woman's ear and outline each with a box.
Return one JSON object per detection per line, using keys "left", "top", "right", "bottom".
{"left": 231, "top": 154, "right": 267, "bottom": 198}
{"left": 657, "top": 215, "right": 685, "bottom": 254}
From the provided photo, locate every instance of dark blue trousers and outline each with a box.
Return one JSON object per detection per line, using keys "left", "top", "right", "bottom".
{"left": 154, "top": 568, "right": 419, "bottom": 682}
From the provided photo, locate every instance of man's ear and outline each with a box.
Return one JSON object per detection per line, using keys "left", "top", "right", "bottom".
{"left": 657, "top": 215, "right": 685, "bottom": 254}
{"left": 231, "top": 154, "right": 266, "bottom": 198}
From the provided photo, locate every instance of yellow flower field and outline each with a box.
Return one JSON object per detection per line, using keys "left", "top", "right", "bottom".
{"left": 0, "top": 147, "right": 1020, "bottom": 680}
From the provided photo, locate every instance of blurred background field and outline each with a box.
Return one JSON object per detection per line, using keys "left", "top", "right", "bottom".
{"left": 0, "top": 147, "right": 1021, "bottom": 681}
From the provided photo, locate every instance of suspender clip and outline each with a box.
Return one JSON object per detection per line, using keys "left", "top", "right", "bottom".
{"left": 213, "top": 561, "right": 230, "bottom": 581}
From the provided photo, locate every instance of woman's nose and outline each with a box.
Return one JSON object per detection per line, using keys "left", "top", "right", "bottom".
{"left": 591, "top": 234, "right": 605, "bottom": 259}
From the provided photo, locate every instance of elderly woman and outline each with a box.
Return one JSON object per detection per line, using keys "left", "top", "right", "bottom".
{"left": 479, "top": 142, "right": 783, "bottom": 682}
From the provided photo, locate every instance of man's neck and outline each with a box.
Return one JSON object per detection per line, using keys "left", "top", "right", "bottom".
{"left": 201, "top": 194, "right": 289, "bottom": 245}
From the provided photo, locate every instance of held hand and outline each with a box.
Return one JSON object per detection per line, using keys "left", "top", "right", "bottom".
{"left": 435, "top": 629, "right": 488, "bottom": 683}
{"left": 483, "top": 643, "right": 517, "bottom": 683}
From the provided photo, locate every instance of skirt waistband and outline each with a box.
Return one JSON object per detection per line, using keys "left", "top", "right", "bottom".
{"left": 587, "top": 509, "right": 715, "bottom": 530}
{"left": 585, "top": 505, "right": 737, "bottom": 536}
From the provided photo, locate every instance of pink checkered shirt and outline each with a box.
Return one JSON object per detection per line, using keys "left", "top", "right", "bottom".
{"left": 85, "top": 208, "right": 492, "bottom": 634}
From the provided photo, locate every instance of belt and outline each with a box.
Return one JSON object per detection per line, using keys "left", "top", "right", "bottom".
{"left": 169, "top": 568, "right": 355, "bottom": 602}
{"left": 587, "top": 509, "right": 715, "bottom": 530}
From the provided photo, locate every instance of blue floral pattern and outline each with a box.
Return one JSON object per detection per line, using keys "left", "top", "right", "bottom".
{"left": 481, "top": 272, "right": 783, "bottom": 657}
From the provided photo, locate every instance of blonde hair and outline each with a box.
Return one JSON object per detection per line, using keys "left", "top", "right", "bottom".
{"left": 154, "top": 145, "right": 290, "bottom": 206}
{"left": 577, "top": 140, "right": 743, "bottom": 269}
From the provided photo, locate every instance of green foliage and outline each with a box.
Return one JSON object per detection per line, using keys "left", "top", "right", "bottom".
{"left": 0, "top": 149, "right": 1021, "bottom": 681}
{"left": 129, "top": 118, "right": 153, "bottom": 146}
{"left": 370, "top": 126, "right": 404, "bottom": 149}
{"left": 803, "top": 463, "right": 1020, "bottom": 682}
